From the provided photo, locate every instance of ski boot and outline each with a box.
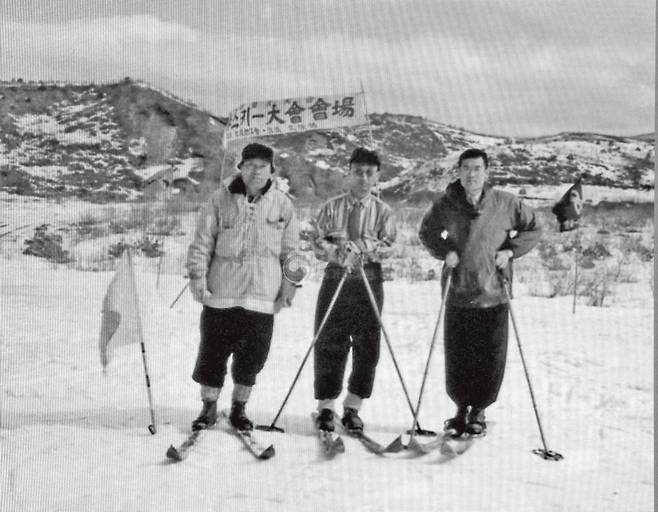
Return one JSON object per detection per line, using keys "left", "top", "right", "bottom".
{"left": 229, "top": 400, "right": 254, "bottom": 431}
{"left": 192, "top": 400, "right": 218, "bottom": 431}
{"left": 464, "top": 407, "right": 487, "bottom": 437}
{"left": 316, "top": 408, "right": 335, "bottom": 432}
{"left": 443, "top": 405, "right": 468, "bottom": 438}
{"left": 341, "top": 407, "right": 364, "bottom": 432}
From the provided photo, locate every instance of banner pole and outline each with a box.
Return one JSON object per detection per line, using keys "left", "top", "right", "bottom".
{"left": 360, "top": 80, "right": 374, "bottom": 148}
{"left": 219, "top": 128, "right": 228, "bottom": 184}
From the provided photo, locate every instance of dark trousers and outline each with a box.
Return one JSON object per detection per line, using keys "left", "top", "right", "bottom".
{"left": 192, "top": 306, "right": 274, "bottom": 389}
{"left": 444, "top": 303, "right": 509, "bottom": 409}
{"left": 313, "top": 264, "right": 383, "bottom": 400}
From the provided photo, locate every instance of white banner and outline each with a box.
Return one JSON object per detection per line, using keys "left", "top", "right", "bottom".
{"left": 224, "top": 92, "right": 368, "bottom": 143}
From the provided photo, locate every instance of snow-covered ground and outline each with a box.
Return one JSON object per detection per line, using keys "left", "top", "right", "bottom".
{"left": 0, "top": 252, "right": 653, "bottom": 512}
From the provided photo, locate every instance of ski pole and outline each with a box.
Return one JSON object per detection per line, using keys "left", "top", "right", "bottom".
{"left": 170, "top": 281, "right": 189, "bottom": 309}
{"left": 357, "top": 264, "right": 435, "bottom": 436}
{"left": 408, "top": 271, "right": 452, "bottom": 441}
{"left": 256, "top": 270, "right": 350, "bottom": 433}
{"left": 501, "top": 276, "right": 563, "bottom": 461}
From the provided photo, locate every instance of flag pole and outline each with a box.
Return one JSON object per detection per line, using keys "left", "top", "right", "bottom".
{"left": 572, "top": 225, "right": 580, "bottom": 314}
{"left": 156, "top": 237, "right": 164, "bottom": 289}
{"left": 127, "top": 250, "right": 157, "bottom": 434}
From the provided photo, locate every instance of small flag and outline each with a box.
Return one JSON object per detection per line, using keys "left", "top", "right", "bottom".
{"left": 99, "top": 251, "right": 143, "bottom": 368}
{"left": 552, "top": 177, "right": 584, "bottom": 232}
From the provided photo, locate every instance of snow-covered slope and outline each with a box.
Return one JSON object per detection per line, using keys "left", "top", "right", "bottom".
{"left": 0, "top": 257, "right": 652, "bottom": 511}
{"left": 0, "top": 80, "right": 222, "bottom": 200}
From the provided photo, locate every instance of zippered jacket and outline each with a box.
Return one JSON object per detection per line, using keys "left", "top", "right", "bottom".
{"left": 419, "top": 180, "right": 542, "bottom": 308}
{"left": 186, "top": 175, "right": 300, "bottom": 314}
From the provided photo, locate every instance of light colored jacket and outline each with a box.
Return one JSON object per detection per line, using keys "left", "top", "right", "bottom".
{"left": 310, "top": 192, "right": 396, "bottom": 264}
{"left": 186, "top": 175, "right": 300, "bottom": 314}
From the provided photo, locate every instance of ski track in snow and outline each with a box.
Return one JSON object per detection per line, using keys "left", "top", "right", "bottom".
{"left": 0, "top": 258, "right": 653, "bottom": 512}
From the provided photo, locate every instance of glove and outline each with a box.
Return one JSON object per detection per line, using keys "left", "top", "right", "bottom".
{"left": 495, "top": 250, "right": 513, "bottom": 269}
{"left": 354, "top": 238, "right": 378, "bottom": 262}
{"left": 337, "top": 240, "right": 363, "bottom": 271}
{"left": 445, "top": 251, "right": 459, "bottom": 268}
{"left": 274, "top": 279, "right": 298, "bottom": 314}
{"left": 190, "top": 277, "right": 211, "bottom": 304}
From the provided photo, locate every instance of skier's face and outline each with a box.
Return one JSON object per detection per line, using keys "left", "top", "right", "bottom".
{"left": 348, "top": 163, "right": 379, "bottom": 199}
{"left": 459, "top": 157, "right": 489, "bottom": 198}
{"left": 240, "top": 158, "right": 272, "bottom": 194}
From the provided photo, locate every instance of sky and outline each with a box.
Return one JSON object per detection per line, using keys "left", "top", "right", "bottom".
{"left": 0, "top": 0, "right": 654, "bottom": 137}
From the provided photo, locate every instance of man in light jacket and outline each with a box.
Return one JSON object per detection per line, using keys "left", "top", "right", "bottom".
{"left": 419, "top": 148, "right": 542, "bottom": 437}
{"left": 186, "top": 143, "right": 301, "bottom": 432}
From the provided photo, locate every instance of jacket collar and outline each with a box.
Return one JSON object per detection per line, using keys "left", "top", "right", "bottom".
{"left": 445, "top": 180, "right": 492, "bottom": 217}
{"left": 346, "top": 191, "right": 373, "bottom": 208}
{"left": 226, "top": 174, "right": 273, "bottom": 199}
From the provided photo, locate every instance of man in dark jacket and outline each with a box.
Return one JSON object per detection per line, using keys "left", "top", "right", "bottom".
{"left": 418, "top": 148, "right": 542, "bottom": 436}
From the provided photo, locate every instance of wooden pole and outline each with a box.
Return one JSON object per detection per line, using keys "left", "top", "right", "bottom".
{"left": 127, "top": 251, "right": 157, "bottom": 434}
{"left": 360, "top": 80, "right": 374, "bottom": 148}
{"left": 572, "top": 226, "right": 580, "bottom": 314}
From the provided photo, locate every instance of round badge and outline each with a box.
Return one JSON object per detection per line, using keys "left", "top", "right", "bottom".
{"left": 282, "top": 254, "right": 311, "bottom": 284}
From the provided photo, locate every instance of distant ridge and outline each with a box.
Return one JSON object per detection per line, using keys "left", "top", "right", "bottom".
{"left": 0, "top": 79, "right": 653, "bottom": 202}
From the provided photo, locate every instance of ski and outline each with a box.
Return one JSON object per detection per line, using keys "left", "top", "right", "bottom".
{"left": 383, "top": 433, "right": 436, "bottom": 455}
{"left": 167, "top": 412, "right": 275, "bottom": 462}
{"left": 220, "top": 411, "right": 275, "bottom": 460}
{"left": 409, "top": 433, "right": 454, "bottom": 455}
{"left": 318, "top": 429, "right": 345, "bottom": 458}
{"left": 233, "top": 429, "right": 276, "bottom": 460}
{"left": 343, "top": 429, "right": 386, "bottom": 455}
{"left": 166, "top": 429, "right": 206, "bottom": 462}
{"left": 437, "top": 434, "right": 476, "bottom": 463}
{"left": 311, "top": 413, "right": 345, "bottom": 458}
{"left": 435, "top": 425, "right": 491, "bottom": 462}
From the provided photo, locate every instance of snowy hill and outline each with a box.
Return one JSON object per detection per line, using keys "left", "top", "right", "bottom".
{"left": 0, "top": 79, "right": 223, "bottom": 201}
{"left": 0, "top": 80, "right": 653, "bottom": 203}
{"left": 268, "top": 115, "right": 654, "bottom": 203}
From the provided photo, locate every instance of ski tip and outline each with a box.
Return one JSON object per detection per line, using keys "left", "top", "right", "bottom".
{"left": 384, "top": 435, "right": 404, "bottom": 453}
{"left": 406, "top": 436, "right": 426, "bottom": 454}
{"left": 439, "top": 441, "right": 457, "bottom": 457}
{"left": 319, "top": 434, "right": 345, "bottom": 458}
{"left": 166, "top": 445, "right": 183, "bottom": 462}
{"left": 259, "top": 445, "right": 276, "bottom": 460}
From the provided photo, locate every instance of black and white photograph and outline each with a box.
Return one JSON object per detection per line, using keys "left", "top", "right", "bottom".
{"left": 0, "top": 1, "right": 654, "bottom": 511}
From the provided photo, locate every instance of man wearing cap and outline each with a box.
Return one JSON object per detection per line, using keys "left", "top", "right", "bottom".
{"left": 310, "top": 147, "right": 397, "bottom": 433}
{"left": 418, "top": 148, "right": 542, "bottom": 437}
{"left": 186, "top": 142, "right": 301, "bottom": 432}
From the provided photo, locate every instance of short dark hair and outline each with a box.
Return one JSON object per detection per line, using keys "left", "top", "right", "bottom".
{"left": 349, "top": 147, "right": 381, "bottom": 170}
{"left": 458, "top": 148, "right": 488, "bottom": 168}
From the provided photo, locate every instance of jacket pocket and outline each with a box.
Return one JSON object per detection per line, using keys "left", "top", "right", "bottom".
{"left": 215, "top": 227, "right": 242, "bottom": 258}
{"left": 260, "top": 214, "right": 285, "bottom": 256}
